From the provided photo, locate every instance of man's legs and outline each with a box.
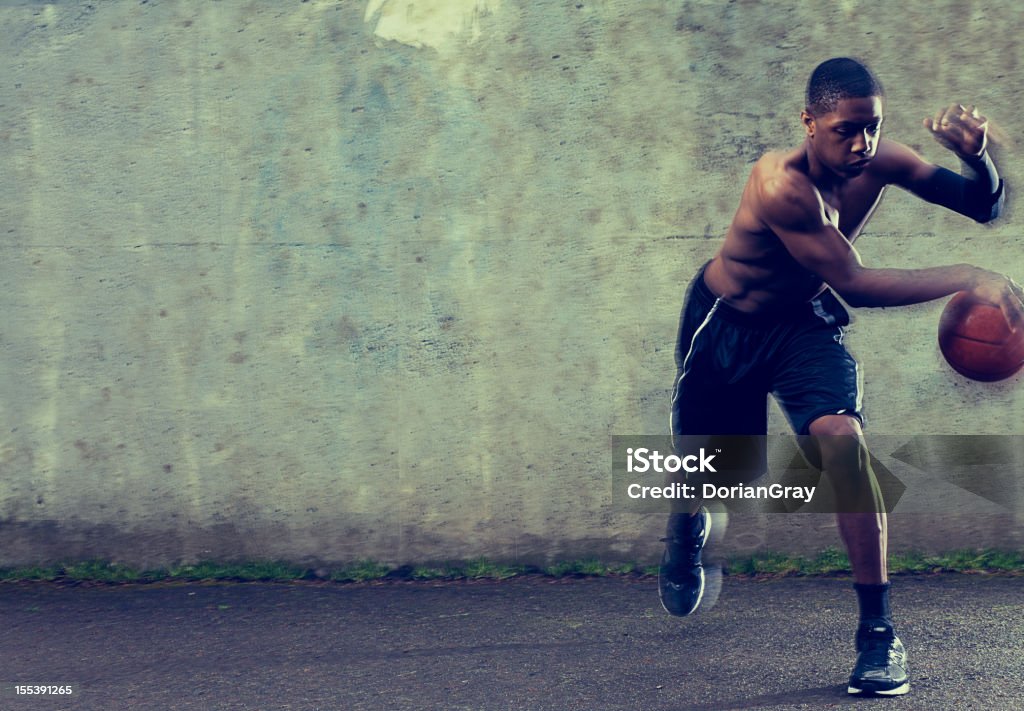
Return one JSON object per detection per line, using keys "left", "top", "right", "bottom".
{"left": 807, "top": 414, "right": 909, "bottom": 697}
{"left": 760, "top": 287, "right": 907, "bottom": 695}
{"left": 807, "top": 414, "right": 887, "bottom": 584}
{"left": 659, "top": 433, "right": 760, "bottom": 616}
{"left": 660, "top": 266, "right": 767, "bottom": 617}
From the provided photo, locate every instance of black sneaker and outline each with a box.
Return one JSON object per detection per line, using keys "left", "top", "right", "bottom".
{"left": 658, "top": 507, "right": 724, "bottom": 616}
{"left": 847, "top": 621, "right": 910, "bottom": 696}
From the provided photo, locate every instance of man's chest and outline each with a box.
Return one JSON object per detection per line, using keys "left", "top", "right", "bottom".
{"left": 820, "top": 183, "right": 888, "bottom": 242}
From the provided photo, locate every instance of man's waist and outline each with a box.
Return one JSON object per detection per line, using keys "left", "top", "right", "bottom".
{"left": 693, "top": 266, "right": 845, "bottom": 327}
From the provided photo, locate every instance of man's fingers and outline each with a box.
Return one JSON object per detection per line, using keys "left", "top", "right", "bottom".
{"left": 943, "top": 103, "right": 991, "bottom": 132}
{"left": 934, "top": 103, "right": 988, "bottom": 130}
{"left": 959, "top": 104, "right": 986, "bottom": 128}
{"left": 927, "top": 108, "right": 952, "bottom": 138}
{"left": 1013, "top": 285, "right": 1024, "bottom": 314}
{"left": 1001, "top": 280, "right": 1024, "bottom": 331}
{"left": 931, "top": 103, "right": 971, "bottom": 135}
{"left": 1003, "top": 299, "right": 1024, "bottom": 332}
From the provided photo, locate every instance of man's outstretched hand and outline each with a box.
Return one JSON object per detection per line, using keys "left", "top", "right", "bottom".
{"left": 924, "top": 103, "right": 989, "bottom": 158}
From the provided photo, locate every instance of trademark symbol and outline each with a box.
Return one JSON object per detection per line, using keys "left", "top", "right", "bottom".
{"left": 716, "top": 448, "right": 722, "bottom": 453}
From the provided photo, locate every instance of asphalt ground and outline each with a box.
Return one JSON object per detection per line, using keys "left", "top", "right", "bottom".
{"left": 1, "top": 574, "right": 1022, "bottom": 711}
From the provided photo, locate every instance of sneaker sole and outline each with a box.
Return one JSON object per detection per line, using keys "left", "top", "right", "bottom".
{"left": 847, "top": 682, "right": 910, "bottom": 696}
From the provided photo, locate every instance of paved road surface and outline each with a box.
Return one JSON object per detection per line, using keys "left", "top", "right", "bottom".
{"left": 1, "top": 574, "right": 1022, "bottom": 710}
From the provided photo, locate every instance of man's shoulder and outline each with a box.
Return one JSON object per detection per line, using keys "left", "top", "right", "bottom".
{"left": 750, "top": 151, "right": 820, "bottom": 222}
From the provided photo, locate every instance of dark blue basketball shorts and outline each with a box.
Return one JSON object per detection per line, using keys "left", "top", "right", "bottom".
{"left": 670, "top": 264, "right": 864, "bottom": 442}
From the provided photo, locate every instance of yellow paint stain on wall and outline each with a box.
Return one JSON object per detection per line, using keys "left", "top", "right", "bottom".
{"left": 364, "top": 0, "right": 502, "bottom": 51}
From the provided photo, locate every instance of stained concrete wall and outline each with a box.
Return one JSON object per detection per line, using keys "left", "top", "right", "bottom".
{"left": 1, "top": 0, "right": 1022, "bottom": 567}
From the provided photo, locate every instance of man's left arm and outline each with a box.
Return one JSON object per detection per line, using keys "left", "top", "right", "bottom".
{"left": 885, "top": 103, "right": 1004, "bottom": 223}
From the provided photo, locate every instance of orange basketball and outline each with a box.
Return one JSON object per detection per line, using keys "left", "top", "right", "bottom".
{"left": 938, "top": 291, "right": 1024, "bottom": 382}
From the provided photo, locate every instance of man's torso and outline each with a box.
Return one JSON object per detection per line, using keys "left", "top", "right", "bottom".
{"left": 703, "top": 141, "right": 904, "bottom": 313}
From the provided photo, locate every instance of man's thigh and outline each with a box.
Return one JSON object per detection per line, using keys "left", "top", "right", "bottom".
{"left": 671, "top": 378, "right": 768, "bottom": 486}
{"left": 771, "top": 325, "right": 863, "bottom": 437}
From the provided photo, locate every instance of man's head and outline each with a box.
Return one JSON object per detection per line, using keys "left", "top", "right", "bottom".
{"left": 802, "top": 58, "right": 885, "bottom": 178}
{"left": 805, "top": 57, "right": 884, "bottom": 116}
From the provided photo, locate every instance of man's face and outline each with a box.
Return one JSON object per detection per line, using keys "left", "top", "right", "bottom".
{"left": 803, "top": 96, "right": 884, "bottom": 178}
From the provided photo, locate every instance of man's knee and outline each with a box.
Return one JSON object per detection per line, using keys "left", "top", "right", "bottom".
{"left": 808, "top": 415, "right": 882, "bottom": 510}
{"left": 808, "top": 413, "right": 863, "bottom": 438}
{"left": 809, "top": 415, "right": 868, "bottom": 466}
{"left": 800, "top": 414, "right": 864, "bottom": 468}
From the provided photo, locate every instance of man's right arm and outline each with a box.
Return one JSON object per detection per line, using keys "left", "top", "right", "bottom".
{"left": 760, "top": 174, "right": 1024, "bottom": 323}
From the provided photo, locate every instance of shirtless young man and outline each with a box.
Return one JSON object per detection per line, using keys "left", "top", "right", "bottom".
{"left": 658, "top": 57, "right": 1024, "bottom": 697}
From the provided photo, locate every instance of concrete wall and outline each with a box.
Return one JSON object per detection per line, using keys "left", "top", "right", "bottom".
{"left": 1, "top": 0, "right": 1022, "bottom": 567}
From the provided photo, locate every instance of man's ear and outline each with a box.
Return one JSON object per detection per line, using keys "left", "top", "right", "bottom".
{"left": 801, "top": 110, "right": 815, "bottom": 138}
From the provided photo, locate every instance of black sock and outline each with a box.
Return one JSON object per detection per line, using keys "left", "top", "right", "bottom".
{"left": 854, "top": 582, "right": 892, "bottom": 627}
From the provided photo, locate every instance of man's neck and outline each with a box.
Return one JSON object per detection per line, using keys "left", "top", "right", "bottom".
{"left": 802, "top": 142, "right": 846, "bottom": 194}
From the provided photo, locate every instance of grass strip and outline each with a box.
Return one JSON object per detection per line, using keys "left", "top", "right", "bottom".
{"left": 1, "top": 549, "right": 1022, "bottom": 585}
{"left": 726, "top": 548, "right": 1024, "bottom": 576}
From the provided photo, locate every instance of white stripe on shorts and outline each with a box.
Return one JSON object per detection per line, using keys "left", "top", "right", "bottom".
{"left": 810, "top": 296, "right": 836, "bottom": 325}
{"left": 669, "top": 298, "right": 721, "bottom": 434}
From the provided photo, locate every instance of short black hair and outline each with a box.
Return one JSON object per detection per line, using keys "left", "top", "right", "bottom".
{"left": 805, "top": 57, "right": 884, "bottom": 115}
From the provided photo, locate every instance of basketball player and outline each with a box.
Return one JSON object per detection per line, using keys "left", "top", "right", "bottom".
{"left": 659, "top": 57, "right": 1024, "bottom": 697}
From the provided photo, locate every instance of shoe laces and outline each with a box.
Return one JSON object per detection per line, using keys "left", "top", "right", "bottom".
{"left": 858, "top": 627, "right": 900, "bottom": 665}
